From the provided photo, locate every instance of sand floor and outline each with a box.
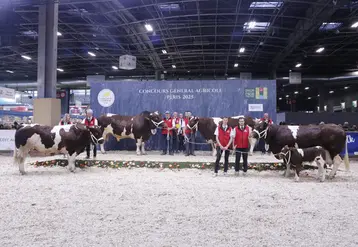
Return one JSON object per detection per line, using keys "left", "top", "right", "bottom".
{"left": 1, "top": 154, "right": 358, "bottom": 247}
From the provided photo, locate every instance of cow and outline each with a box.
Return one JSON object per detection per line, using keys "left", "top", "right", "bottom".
{"left": 187, "top": 115, "right": 256, "bottom": 156}
{"left": 251, "top": 121, "right": 349, "bottom": 179}
{"left": 279, "top": 145, "right": 331, "bottom": 182}
{"left": 13, "top": 123, "right": 104, "bottom": 174}
{"left": 97, "top": 111, "right": 164, "bottom": 155}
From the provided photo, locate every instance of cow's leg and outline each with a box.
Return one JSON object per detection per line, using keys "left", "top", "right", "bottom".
{"left": 141, "top": 141, "right": 147, "bottom": 155}
{"left": 136, "top": 139, "right": 142, "bottom": 155}
{"left": 315, "top": 157, "right": 326, "bottom": 182}
{"left": 100, "top": 143, "right": 106, "bottom": 154}
{"left": 211, "top": 142, "right": 217, "bottom": 157}
{"left": 294, "top": 168, "right": 300, "bottom": 182}
{"left": 328, "top": 155, "right": 342, "bottom": 179}
{"left": 249, "top": 138, "right": 257, "bottom": 156}
{"left": 14, "top": 148, "right": 27, "bottom": 175}
{"left": 284, "top": 162, "right": 291, "bottom": 177}
{"left": 67, "top": 153, "right": 76, "bottom": 172}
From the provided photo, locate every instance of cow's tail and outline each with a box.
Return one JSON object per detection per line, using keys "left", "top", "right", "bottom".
{"left": 344, "top": 135, "right": 350, "bottom": 171}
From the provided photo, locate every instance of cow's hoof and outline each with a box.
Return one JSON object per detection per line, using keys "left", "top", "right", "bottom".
{"left": 249, "top": 152, "right": 253, "bottom": 156}
{"left": 101, "top": 151, "right": 107, "bottom": 155}
{"left": 136, "top": 152, "right": 142, "bottom": 156}
{"left": 328, "top": 175, "right": 335, "bottom": 180}
{"left": 141, "top": 152, "right": 147, "bottom": 155}
{"left": 320, "top": 178, "right": 325, "bottom": 182}
{"left": 294, "top": 178, "right": 300, "bottom": 182}
{"left": 19, "top": 171, "right": 26, "bottom": 175}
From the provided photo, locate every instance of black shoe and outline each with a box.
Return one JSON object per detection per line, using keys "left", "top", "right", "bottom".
{"left": 190, "top": 153, "right": 196, "bottom": 156}
{"left": 169, "top": 152, "right": 174, "bottom": 156}
{"left": 86, "top": 156, "right": 90, "bottom": 159}
{"left": 161, "top": 152, "right": 167, "bottom": 155}
{"left": 185, "top": 154, "right": 189, "bottom": 156}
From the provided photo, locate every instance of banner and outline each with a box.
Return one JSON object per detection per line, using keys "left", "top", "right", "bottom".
{"left": 0, "top": 130, "right": 16, "bottom": 151}
{"left": 342, "top": 132, "right": 358, "bottom": 156}
{"left": 0, "top": 86, "right": 15, "bottom": 100}
{"left": 90, "top": 80, "right": 277, "bottom": 150}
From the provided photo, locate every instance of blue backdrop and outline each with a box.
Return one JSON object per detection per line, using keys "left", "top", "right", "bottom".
{"left": 90, "top": 80, "right": 276, "bottom": 151}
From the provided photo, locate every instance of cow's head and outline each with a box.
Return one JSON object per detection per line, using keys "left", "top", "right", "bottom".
{"left": 188, "top": 116, "right": 199, "bottom": 130}
{"left": 146, "top": 111, "right": 164, "bottom": 129}
{"left": 251, "top": 119, "right": 269, "bottom": 139}
{"left": 88, "top": 126, "right": 104, "bottom": 145}
{"left": 97, "top": 115, "right": 113, "bottom": 132}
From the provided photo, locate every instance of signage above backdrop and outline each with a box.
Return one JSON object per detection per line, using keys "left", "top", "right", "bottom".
{"left": 90, "top": 80, "right": 276, "bottom": 150}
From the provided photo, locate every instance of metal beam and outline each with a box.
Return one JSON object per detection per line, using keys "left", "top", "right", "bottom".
{"left": 271, "top": 0, "right": 348, "bottom": 70}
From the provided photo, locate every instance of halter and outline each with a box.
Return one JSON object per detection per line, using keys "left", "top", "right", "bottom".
{"left": 279, "top": 150, "right": 291, "bottom": 165}
{"left": 187, "top": 121, "right": 198, "bottom": 130}
{"left": 253, "top": 128, "right": 268, "bottom": 139}
{"left": 151, "top": 119, "right": 164, "bottom": 128}
{"left": 90, "top": 131, "right": 104, "bottom": 144}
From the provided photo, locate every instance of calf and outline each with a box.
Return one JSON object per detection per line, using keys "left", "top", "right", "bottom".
{"left": 280, "top": 145, "right": 332, "bottom": 182}
{"left": 14, "top": 123, "right": 104, "bottom": 174}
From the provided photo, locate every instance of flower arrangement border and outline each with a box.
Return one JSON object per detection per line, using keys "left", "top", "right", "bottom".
{"left": 26, "top": 159, "right": 301, "bottom": 171}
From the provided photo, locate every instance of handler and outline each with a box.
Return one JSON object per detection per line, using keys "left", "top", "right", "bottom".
{"left": 161, "top": 111, "right": 174, "bottom": 155}
{"left": 214, "top": 117, "right": 234, "bottom": 176}
{"left": 232, "top": 116, "right": 250, "bottom": 176}
{"left": 81, "top": 109, "right": 98, "bottom": 159}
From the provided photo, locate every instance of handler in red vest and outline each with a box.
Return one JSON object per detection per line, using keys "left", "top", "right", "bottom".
{"left": 214, "top": 117, "right": 234, "bottom": 176}
{"left": 232, "top": 116, "right": 250, "bottom": 176}
{"left": 161, "top": 111, "right": 174, "bottom": 155}
{"left": 59, "top": 113, "right": 72, "bottom": 125}
{"left": 81, "top": 109, "right": 98, "bottom": 159}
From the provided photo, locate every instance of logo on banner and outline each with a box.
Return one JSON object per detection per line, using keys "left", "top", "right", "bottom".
{"left": 255, "top": 87, "right": 268, "bottom": 99}
{"left": 97, "top": 89, "right": 115, "bottom": 107}
{"left": 248, "top": 104, "right": 263, "bottom": 112}
{"left": 347, "top": 135, "right": 355, "bottom": 144}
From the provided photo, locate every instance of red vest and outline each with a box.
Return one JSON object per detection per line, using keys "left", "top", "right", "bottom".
{"left": 260, "top": 118, "right": 273, "bottom": 124}
{"left": 183, "top": 118, "right": 192, "bottom": 134}
{"left": 84, "top": 117, "right": 96, "bottom": 127}
{"left": 162, "top": 118, "right": 173, "bottom": 135}
{"left": 217, "top": 125, "right": 232, "bottom": 147}
{"left": 234, "top": 126, "right": 250, "bottom": 148}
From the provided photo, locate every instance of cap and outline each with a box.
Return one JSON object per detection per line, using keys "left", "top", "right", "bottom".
{"left": 165, "top": 111, "right": 170, "bottom": 114}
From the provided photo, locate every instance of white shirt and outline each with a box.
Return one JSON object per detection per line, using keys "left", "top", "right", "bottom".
{"left": 81, "top": 117, "right": 98, "bottom": 126}
{"left": 214, "top": 125, "right": 235, "bottom": 138}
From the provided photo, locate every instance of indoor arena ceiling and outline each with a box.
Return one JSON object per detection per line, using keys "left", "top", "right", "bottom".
{"left": 1, "top": 0, "right": 358, "bottom": 81}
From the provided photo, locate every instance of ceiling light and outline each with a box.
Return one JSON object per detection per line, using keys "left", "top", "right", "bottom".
{"left": 305, "top": 87, "right": 309, "bottom": 90}
{"left": 279, "top": 97, "right": 282, "bottom": 100}
{"left": 145, "top": 23, "right": 153, "bottom": 32}
{"left": 6, "top": 70, "right": 14, "bottom": 74}
{"left": 21, "top": 55, "right": 31, "bottom": 60}
{"left": 248, "top": 21, "right": 256, "bottom": 29}
{"left": 57, "top": 68, "right": 64, "bottom": 72}
{"left": 344, "top": 86, "right": 349, "bottom": 89}
{"left": 187, "top": 70, "right": 190, "bottom": 73}
{"left": 88, "top": 51, "right": 96, "bottom": 57}
{"left": 239, "top": 47, "right": 245, "bottom": 53}
{"left": 351, "top": 22, "right": 358, "bottom": 28}
{"left": 112, "top": 66, "right": 118, "bottom": 70}
{"left": 164, "top": 71, "right": 167, "bottom": 74}
{"left": 95, "top": 47, "right": 99, "bottom": 50}
{"left": 294, "top": 91, "right": 298, "bottom": 94}
{"left": 172, "top": 65, "right": 176, "bottom": 69}
{"left": 316, "top": 47, "right": 324, "bottom": 53}
{"left": 162, "top": 49, "right": 167, "bottom": 54}
{"left": 285, "top": 95, "right": 289, "bottom": 98}
{"left": 295, "top": 63, "right": 301, "bottom": 68}
{"left": 57, "top": 31, "right": 62, "bottom": 36}
{"left": 329, "top": 90, "right": 334, "bottom": 94}
{"left": 308, "top": 97, "right": 311, "bottom": 99}
{"left": 317, "top": 94, "right": 320, "bottom": 97}
{"left": 234, "top": 63, "right": 239, "bottom": 68}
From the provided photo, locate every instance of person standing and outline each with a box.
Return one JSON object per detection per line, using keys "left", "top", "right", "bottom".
{"left": 81, "top": 109, "right": 98, "bottom": 159}
{"left": 172, "top": 112, "right": 179, "bottom": 153}
{"left": 59, "top": 113, "right": 72, "bottom": 125}
{"left": 161, "top": 111, "right": 174, "bottom": 155}
{"left": 232, "top": 117, "right": 250, "bottom": 176}
{"left": 177, "top": 113, "right": 185, "bottom": 152}
{"left": 214, "top": 117, "right": 233, "bottom": 176}
{"left": 184, "top": 112, "right": 195, "bottom": 156}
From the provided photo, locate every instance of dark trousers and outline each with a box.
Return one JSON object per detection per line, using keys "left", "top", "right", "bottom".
{"left": 235, "top": 148, "right": 248, "bottom": 172}
{"left": 178, "top": 134, "right": 185, "bottom": 151}
{"left": 214, "top": 146, "right": 230, "bottom": 173}
{"left": 185, "top": 133, "right": 195, "bottom": 155}
{"left": 86, "top": 144, "right": 97, "bottom": 158}
{"left": 162, "top": 134, "right": 173, "bottom": 154}
{"left": 172, "top": 131, "right": 178, "bottom": 153}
